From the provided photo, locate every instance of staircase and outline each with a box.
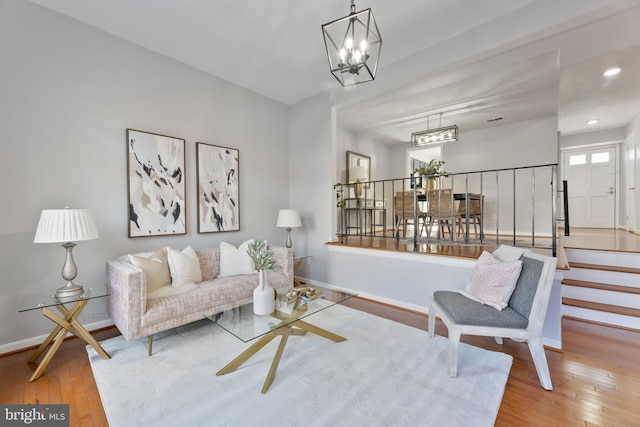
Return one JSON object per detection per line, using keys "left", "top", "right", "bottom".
{"left": 562, "top": 248, "right": 640, "bottom": 330}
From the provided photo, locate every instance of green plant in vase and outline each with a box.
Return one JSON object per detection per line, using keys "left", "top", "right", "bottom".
{"left": 247, "top": 239, "right": 281, "bottom": 272}
{"left": 414, "top": 160, "right": 449, "bottom": 189}
{"left": 247, "top": 239, "right": 280, "bottom": 315}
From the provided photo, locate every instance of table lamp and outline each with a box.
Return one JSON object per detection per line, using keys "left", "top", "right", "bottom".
{"left": 34, "top": 207, "right": 99, "bottom": 298}
{"left": 350, "top": 165, "right": 368, "bottom": 198}
{"left": 276, "top": 209, "right": 301, "bottom": 248}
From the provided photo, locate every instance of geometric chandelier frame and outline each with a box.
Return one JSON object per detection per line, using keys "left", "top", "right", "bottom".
{"left": 322, "top": 0, "right": 382, "bottom": 87}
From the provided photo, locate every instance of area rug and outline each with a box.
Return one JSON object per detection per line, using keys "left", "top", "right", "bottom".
{"left": 88, "top": 304, "right": 512, "bottom": 427}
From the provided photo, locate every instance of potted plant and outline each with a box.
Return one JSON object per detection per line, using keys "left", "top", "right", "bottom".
{"left": 333, "top": 183, "right": 347, "bottom": 242}
{"left": 247, "top": 239, "right": 281, "bottom": 315}
{"left": 414, "top": 159, "right": 449, "bottom": 189}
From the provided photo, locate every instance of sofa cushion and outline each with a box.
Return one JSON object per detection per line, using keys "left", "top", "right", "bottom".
{"left": 463, "top": 251, "right": 522, "bottom": 310}
{"left": 128, "top": 247, "right": 171, "bottom": 292}
{"left": 219, "top": 240, "right": 256, "bottom": 277}
{"left": 196, "top": 249, "right": 220, "bottom": 281}
{"left": 167, "top": 246, "right": 202, "bottom": 286}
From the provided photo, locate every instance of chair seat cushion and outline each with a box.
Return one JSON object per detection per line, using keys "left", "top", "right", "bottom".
{"left": 434, "top": 290, "right": 529, "bottom": 329}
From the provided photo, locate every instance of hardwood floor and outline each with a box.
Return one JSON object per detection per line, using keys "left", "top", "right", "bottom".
{"left": 2, "top": 299, "right": 639, "bottom": 426}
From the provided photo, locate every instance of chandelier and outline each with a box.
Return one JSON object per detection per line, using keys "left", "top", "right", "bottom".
{"left": 322, "top": 0, "right": 382, "bottom": 87}
{"left": 410, "top": 113, "right": 459, "bottom": 146}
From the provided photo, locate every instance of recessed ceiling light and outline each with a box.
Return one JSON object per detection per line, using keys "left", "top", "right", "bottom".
{"left": 587, "top": 119, "right": 599, "bottom": 125}
{"left": 603, "top": 67, "right": 621, "bottom": 77}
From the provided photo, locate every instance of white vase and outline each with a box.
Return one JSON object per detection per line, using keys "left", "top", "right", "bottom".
{"left": 253, "top": 270, "right": 275, "bottom": 315}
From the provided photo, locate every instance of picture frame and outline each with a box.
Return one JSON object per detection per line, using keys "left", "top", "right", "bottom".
{"left": 126, "top": 129, "right": 186, "bottom": 237}
{"left": 346, "top": 150, "right": 371, "bottom": 186}
{"left": 196, "top": 142, "right": 240, "bottom": 233}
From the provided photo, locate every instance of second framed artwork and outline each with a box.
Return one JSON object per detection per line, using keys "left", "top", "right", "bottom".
{"left": 196, "top": 142, "right": 240, "bottom": 233}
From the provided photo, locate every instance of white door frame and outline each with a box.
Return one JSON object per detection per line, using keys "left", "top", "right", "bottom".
{"left": 625, "top": 132, "right": 637, "bottom": 233}
{"left": 560, "top": 141, "right": 622, "bottom": 229}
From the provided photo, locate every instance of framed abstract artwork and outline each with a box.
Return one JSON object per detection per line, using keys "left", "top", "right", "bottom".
{"left": 126, "top": 129, "right": 186, "bottom": 237}
{"left": 196, "top": 142, "right": 240, "bottom": 233}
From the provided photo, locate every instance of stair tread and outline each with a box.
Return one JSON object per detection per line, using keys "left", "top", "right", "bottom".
{"left": 568, "top": 262, "right": 640, "bottom": 275}
{"left": 562, "top": 298, "right": 640, "bottom": 318}
{"left": 561, "top": 278, "right": 640, "bottom": 295}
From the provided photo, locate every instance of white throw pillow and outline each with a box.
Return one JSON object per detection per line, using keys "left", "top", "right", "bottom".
{"left": 128, "top": 247, "right": 171, "bottom": 292}
{"left": 464, "top": 251, "right": 522, "bottom": 310}
{"left": 167, "top": 246, "right": 202, "bottom": 286}
{"left": 492, "top": 245, "right": 526, "bottom": 262}
{"left": 219, "top": 240, "right": 256, "bottom": 277}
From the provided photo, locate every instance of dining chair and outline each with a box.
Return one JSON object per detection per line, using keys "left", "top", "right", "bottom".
{"left": 426, "top": 189, "right": 463, "bottom": 239}
{"left": 456, "top": 197, "right": 483, "bottom": 239}
{"left": 394, "top": 191, "right": 427, "bottom": 238}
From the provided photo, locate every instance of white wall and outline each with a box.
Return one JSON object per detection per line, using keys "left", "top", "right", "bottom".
{"left": 0, "top": 1, "right": 290, "bottom": 349}
{"left": 286, "top": 93, "right": 333, "bottom": 282}
{"left": 445, "top": 116, "right": 558, "bottom": 172}
{"left": 560, "top": 127, "right": 626, "bottom": 149}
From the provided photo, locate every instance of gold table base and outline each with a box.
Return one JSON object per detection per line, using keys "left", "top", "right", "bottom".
{"left": 27, "top": 298, "right": 111, "bottom": 381}
{"left": 216, "top": 311, "right": 346, "bottom": 393}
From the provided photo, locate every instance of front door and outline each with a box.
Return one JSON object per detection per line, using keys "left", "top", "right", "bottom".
{"left": 563, "top": 146, "right": 617, "bottom": 228}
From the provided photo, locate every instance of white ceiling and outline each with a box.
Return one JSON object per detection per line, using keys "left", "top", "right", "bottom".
{"left": 29, "top": 0, "right": 640, "bottom": 142}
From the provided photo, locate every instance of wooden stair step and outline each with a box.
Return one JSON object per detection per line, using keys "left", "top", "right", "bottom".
{"left": 568, "top": 262, "right": 640, "bottom": 275}
{"left": 562, "top": 298, "right": 640, "bottom": 318}
{"left": 561, "top": 278, "right": 640, "bottom": 295}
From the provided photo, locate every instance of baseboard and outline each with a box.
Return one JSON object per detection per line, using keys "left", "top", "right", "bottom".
{"left": 0, "top": 318, "right": 114, "bottom": 356}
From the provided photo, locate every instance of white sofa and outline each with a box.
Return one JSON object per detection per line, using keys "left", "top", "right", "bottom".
{"left": 106, "top": 245, "right": 293, "bottom": 354}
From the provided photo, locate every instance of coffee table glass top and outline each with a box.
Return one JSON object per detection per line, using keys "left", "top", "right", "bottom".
{"left": 19, "top": 285, "right": 109, "bottom": 312}
{"left": 206, "top": 286, "right": 356, "bottom": 342}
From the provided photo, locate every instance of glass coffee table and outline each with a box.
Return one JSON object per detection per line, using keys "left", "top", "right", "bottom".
{"left": 206, "top": 285, "right": 355, "bottom": 393}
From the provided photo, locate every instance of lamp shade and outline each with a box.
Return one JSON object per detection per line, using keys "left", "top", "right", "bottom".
{"left": 34, "top": 208, "right": 99, "bottom": 243}
{"left": 276, "top": 210, "right": 301, "bottom": 228}
{"left": 350, "top": 165, "right": 368, "bottom": 182}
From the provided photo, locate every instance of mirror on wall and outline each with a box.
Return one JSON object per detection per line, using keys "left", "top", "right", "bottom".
{"left": 408, "top": 146, "right": 442, "bottom": 176}
{"left": 346, "top": 151, "right": 370, "bottom": 184}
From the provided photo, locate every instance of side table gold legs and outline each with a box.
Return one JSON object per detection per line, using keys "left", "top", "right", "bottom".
{"left": 293, "top": 258, "right": 304, "bottom": 287}
{"left": 216, "top": 317, "right": 346, "bottom": 393}
{"left": 27, "top": 298, "right": 111, "bottom": 381}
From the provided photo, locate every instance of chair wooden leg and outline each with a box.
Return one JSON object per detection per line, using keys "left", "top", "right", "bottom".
{"left": 448, "top": 327, "right": 461, "bottom": 378}
{"left": 528, "top": 337, "right": 553, "bottom": 390}
{"left": 148, "top": 335, "right": 153, "bottom": 356}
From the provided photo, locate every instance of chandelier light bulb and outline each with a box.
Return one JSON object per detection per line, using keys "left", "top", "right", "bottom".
{"left": 339, "top": 48, "right": 347, "bottom": 62}
{"left": 345, "top": 37, "right": 353, "bottom": 50}
{"left": 360, "top": 40, "right": 367, "bottom": 52}
{"left": 603, "top": 67, "right": 621, "bottom": 77}
{"left": 354, "top": 49, "right": 362, "bottom": 62}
